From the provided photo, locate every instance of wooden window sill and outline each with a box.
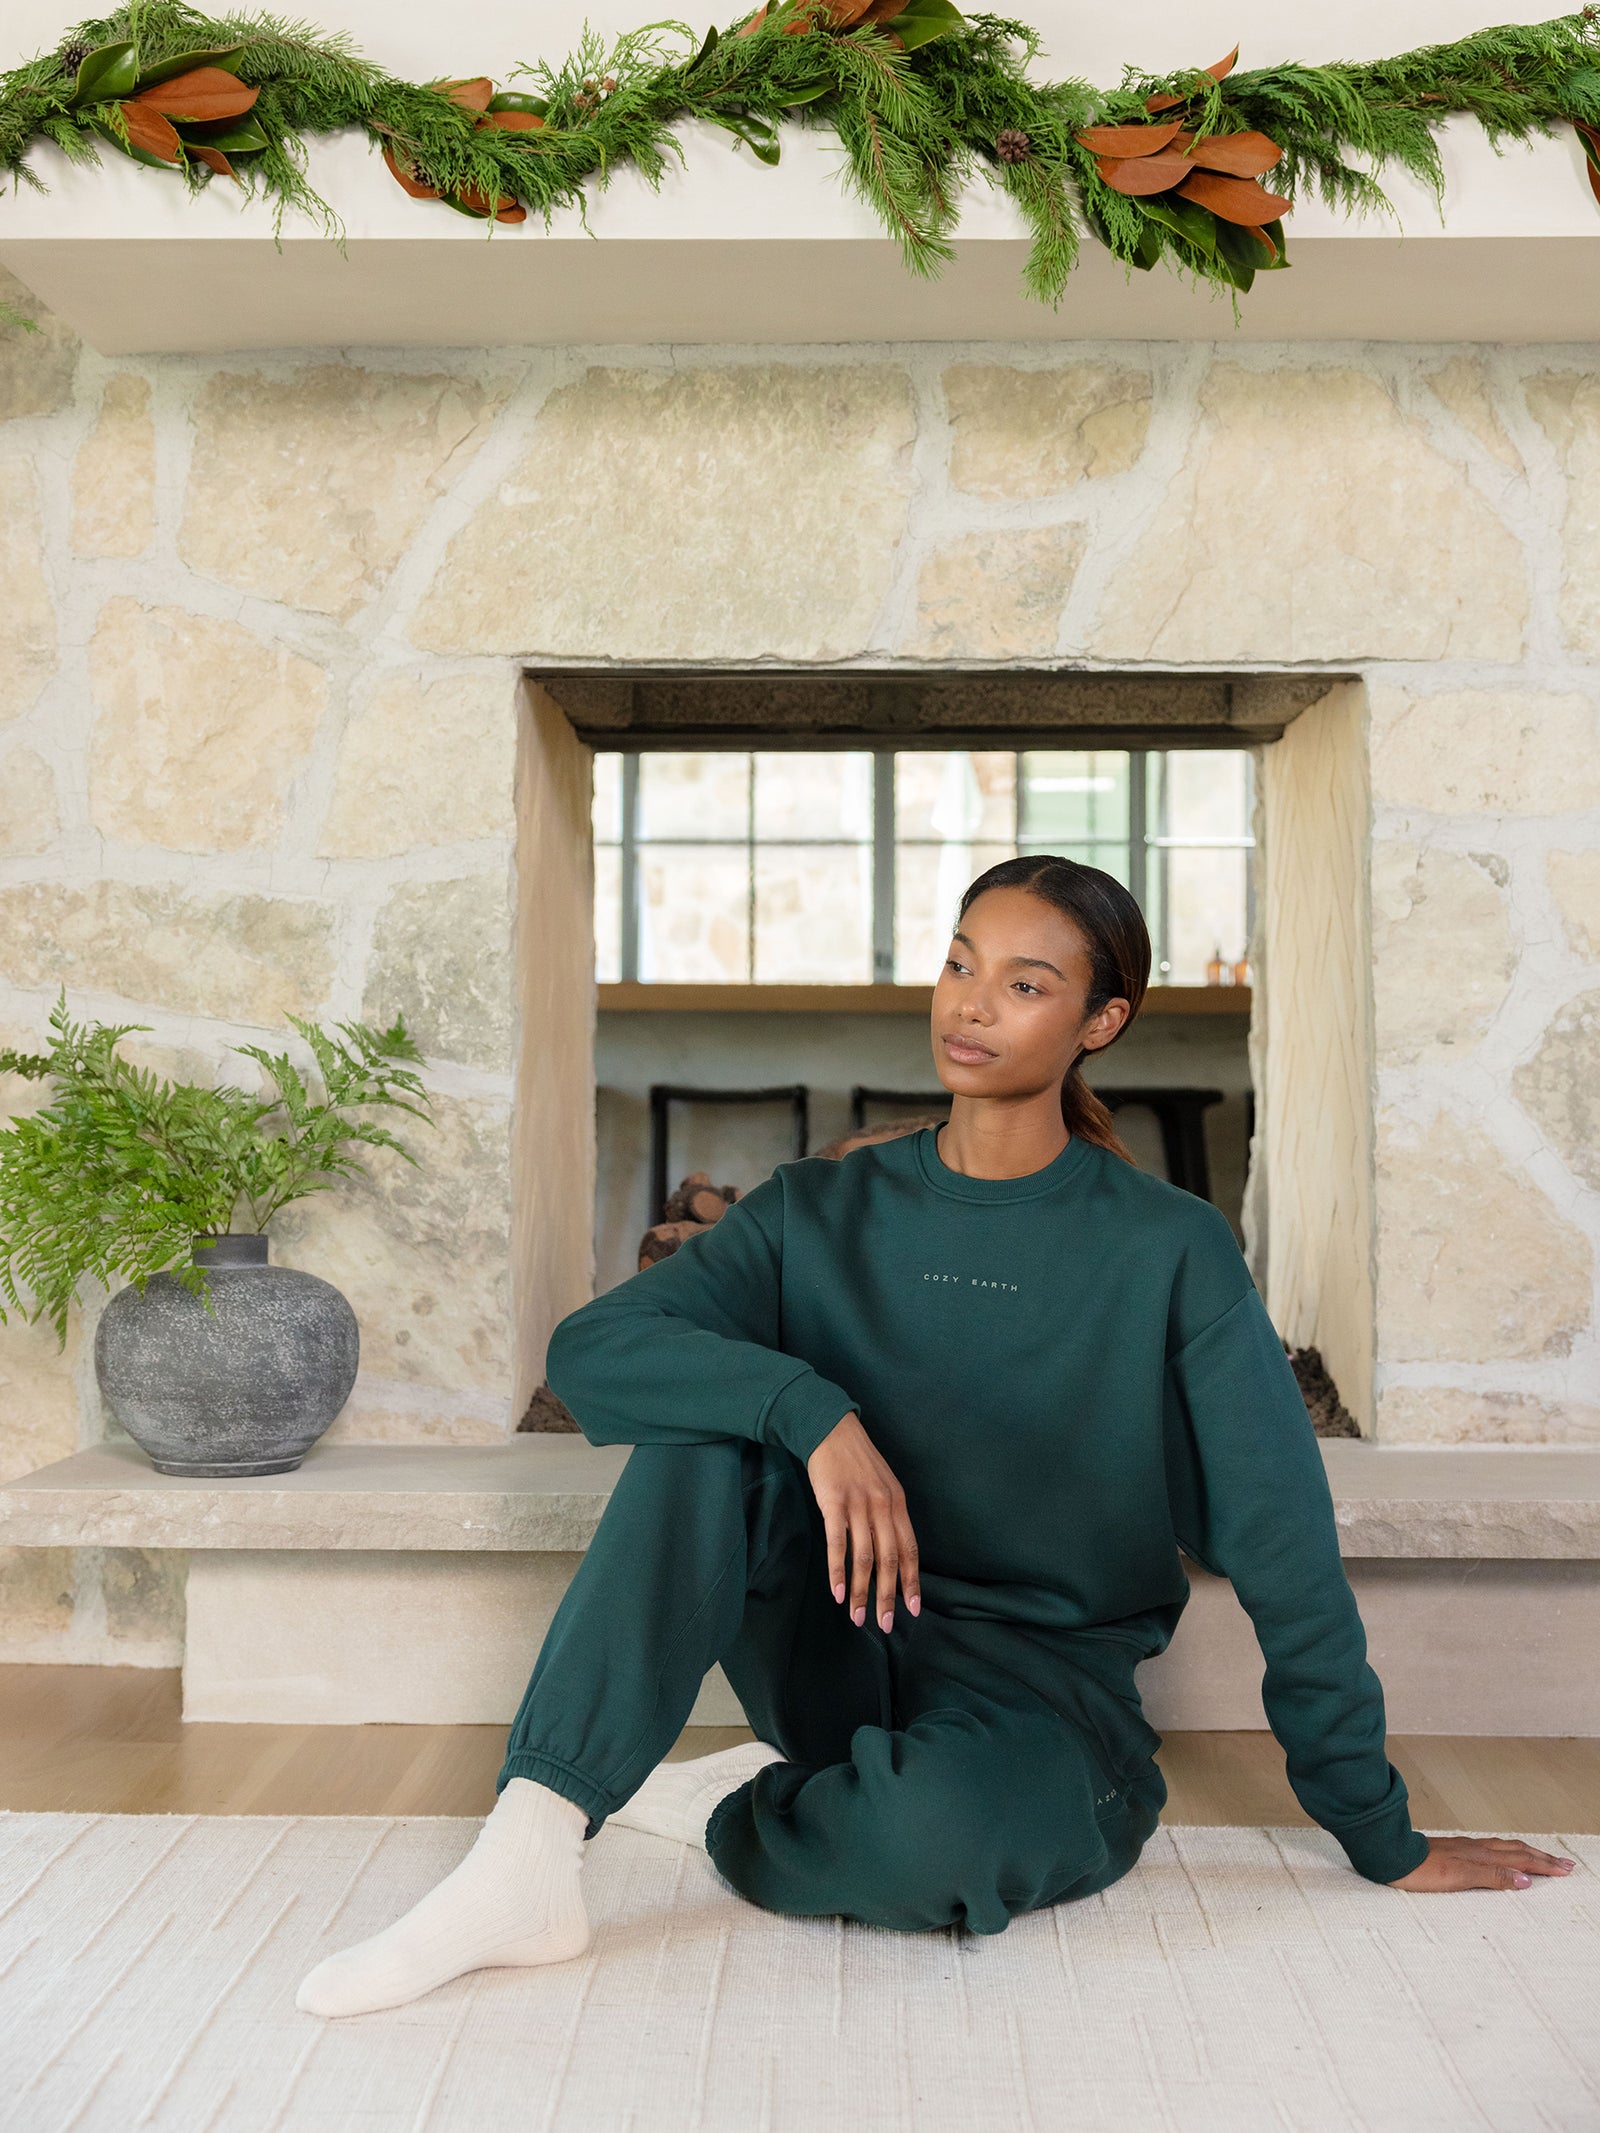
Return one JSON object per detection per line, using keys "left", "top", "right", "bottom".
{"left": 597, "top": 983, "right": 1252, "bottom": 1016}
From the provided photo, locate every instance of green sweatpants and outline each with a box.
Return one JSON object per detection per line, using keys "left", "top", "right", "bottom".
{"left": 499, "top": 1440, "right": 1167, "bottom": 1935}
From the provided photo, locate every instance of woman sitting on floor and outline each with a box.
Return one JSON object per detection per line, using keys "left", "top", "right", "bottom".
{"left": 297, "top": 854, "right": 1571, "bottom": 2018}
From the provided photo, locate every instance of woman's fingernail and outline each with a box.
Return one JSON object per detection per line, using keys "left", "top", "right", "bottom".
{"left": 908, "top": 1596, "right": 921, "bottom": 1618}
{"left": 1512, "top": 1872, "right": 1532, "bottom": 1888}
{"left": 880, "top": 1611, "right": 893, "bottom": 1632}
{"left": 852, "top": 1605, "right": 866, "bottom": 1627}
{"left": 1559, "top": 1859, "right": 1577, "bottom": 1871}
{"left": 833, "top": 1583, "right": 846, "bottom": 1604}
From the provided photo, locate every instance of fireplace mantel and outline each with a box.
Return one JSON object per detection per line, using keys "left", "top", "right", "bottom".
{"left": 2, "top": 116, "right": 1596, "bottom": 352}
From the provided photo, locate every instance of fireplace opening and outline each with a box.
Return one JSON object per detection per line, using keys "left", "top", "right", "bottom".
{"left": 516, "top": 673, "right": 1373, "bottom": 1435}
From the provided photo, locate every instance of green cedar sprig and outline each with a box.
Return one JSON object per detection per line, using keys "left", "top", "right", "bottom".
{"left": 0, "top": 991, "right": 436, "bottom": 1342}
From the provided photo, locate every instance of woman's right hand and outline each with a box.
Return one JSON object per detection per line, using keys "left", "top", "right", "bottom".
{"left": 806, "top": 1412, "right": 921, "bottom": 1633}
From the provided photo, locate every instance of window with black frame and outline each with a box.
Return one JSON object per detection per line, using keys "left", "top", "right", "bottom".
{"left": 593, "top": 748, "right": 1254, "bottom": 987}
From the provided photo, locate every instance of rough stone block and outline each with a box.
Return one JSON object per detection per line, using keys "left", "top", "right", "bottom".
{"left": 911, "top": 526, "right": 1083, "bottom": 660}
{"left": 0, "top": 880, "right": 335, "bottom": 1024}
{"left": 71, "top": 374, "right": 155, "bottom": 558}
{"left": 0, "top": 748, "right": 59, "bottom": 855}
{"left": 412, "top": 365, "right": 916, "bottom": 661}
{"left": 0, "top": 1546, "right": 75, "bottom": 1650}
{"left": 101, "top": 1545, "right": 186, "bottom": 1653}
{"left": 1525, "top": 370, "right": 1600, "bottom": 654}
{"left": 1370, "top": 684, "right": 1600, "bottom": 815}
{"left": 271, "top": 1091, "right": 514, "bottom": 1403}
{"left": 942, "top": 363, "right": 1151, "bottom": 496}
{"left": 1095, "top": 364, "right": 1527, "bottom": 662}
{"left": 362, "top": 873, "right": 515, "bottom": 1073}
{"left": 1423, "top": 356, "right": 1523, "bottom": 470}
{"left": 0, "top": 456, "right": 56, "bottom": 727}
{"left": 1376, "top": 1109, "right": 1591, "bottom": 1363}
{"left": 1379, "top": 1386, "right": 1600, "bottom": 1446}
{"left": 317, "top": 671, "right": 516, "bottom": 858}
{"left": 1371, "top": 842, "right": 1514, "bottom": 1065}
{"left": 1514, "top": 988, "right": 1600, "bottom": 1191}
{"left": 180, "top": 365, "right": 513, "bottom": 620}
{"left": 1548, "top": 849, "right": 1600, "bottom": 962}
{"left": 88, "top": 599, "right": 326, "bottom": 852}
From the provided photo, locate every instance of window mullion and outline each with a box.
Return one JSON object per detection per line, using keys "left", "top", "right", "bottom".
{"left": 620, "top": 752, "right": 640, "bottom": 983}
{"left": 746, "top": 752, "right": 756, "bottom": 984}
{"left": 872, "top": 750, "right": 896, "bottom": 983}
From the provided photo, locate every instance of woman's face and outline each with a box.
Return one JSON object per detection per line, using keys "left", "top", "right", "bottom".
{"left": 930, "top": 885, "right": 1130, "bottom": 1101}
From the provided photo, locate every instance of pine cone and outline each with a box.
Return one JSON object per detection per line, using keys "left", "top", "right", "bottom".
{"left": 57, "top": 40, "right": 92, "bottom": 76}
{"left": 995, "top": 129, "right": 1032, "bottom": 164}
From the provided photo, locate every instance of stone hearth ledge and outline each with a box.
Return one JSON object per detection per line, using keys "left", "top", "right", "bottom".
{"left": 1, "top": 1439, "right": 1597, "bottom": 1561}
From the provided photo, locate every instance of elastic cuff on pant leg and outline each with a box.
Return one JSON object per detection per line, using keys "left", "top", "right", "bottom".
{"left": 703, "top": 1773, "right": 761, "bottom": 1858}
{"left": 497, "top": 1749, "right": 616, "bottom": 1836}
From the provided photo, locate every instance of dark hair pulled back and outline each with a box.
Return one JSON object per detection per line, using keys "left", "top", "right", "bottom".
{"left": 955, "top": 853, "right": 1150, "bottom": 1162}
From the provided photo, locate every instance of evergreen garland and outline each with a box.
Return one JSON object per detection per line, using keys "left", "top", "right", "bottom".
{"left": 0, "top": 1, "right": 1596, "bottom": 305}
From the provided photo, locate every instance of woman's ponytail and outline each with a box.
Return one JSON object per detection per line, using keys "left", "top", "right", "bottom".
{"left": 1059, "top": 1060, "right": 1133, "bottom": 1160}
{"left": 955, "top": 853, "right": 1151, "bottom": 1167}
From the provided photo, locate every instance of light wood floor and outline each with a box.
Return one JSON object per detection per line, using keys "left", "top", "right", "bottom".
{"left": 2, "top": 1667, "right": 1597, "bottom": 1829}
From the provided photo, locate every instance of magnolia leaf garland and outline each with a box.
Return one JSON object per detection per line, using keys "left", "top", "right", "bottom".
{"left": 2, "top": 2, "right": 1598, "bottom": 305}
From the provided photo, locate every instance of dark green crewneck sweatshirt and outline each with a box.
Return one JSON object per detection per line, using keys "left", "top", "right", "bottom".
{"left": 545, "top": 1124, "right": 1428, "bottom": 1887}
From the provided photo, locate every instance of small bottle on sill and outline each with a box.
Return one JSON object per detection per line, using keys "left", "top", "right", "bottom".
{"left": 1205, "top": 944, "right": 1227, "bottom": 986}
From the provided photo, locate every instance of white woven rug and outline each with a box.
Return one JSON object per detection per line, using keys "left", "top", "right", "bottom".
{"left": 1, "top": 1814, "right": 1596, "bottom": 2132}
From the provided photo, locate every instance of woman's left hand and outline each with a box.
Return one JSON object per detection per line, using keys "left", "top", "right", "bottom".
{"left": 1390, "top": 1836, "right": 1576, "bottom": 1892}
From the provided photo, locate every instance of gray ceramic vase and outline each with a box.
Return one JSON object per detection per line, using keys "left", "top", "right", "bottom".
{"left": 94, "top": 1234, "right": 360, "bottom": 1476}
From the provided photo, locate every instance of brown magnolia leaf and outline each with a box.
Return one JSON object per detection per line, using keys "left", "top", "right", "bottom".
{"left": 435, "top": 76, "right": 495, "bottom": 111}
{"left": 1097, "top": 148, "right": 1192, "bottom": 195}
{"left": 857, "top": 0, "right": 907, "bottom": 19}
{"left": 382, "top": 143, "right": 440, "bottom": 200}
{"left": 454, "top": 182, "right": 527, "bottom": 221}
{"left": 477, "top": 109, "right": 545, "bottom": 132}
{"left": 736, "top": 4, "right": 768, "bottom": 32}
{"left": 118, "top": 102, "right": 184, "bottom": 163}
{"left": 1145, "top": 43, "right": 1240, "bottom": 113}
{"left": 132, "top": 65, "right": 258, "bottom": 121}
{"left": 1177, "top": 166, "right": 1292, "bottom": 224}
{"left": 1185, "top": 128, "right": 1282, "bottom": 178}
{"left": 186, "top": 141, "right": 237, "bottom": 178}
{"left": 1075, "top": 120, "right": 1183, "bottom": 158}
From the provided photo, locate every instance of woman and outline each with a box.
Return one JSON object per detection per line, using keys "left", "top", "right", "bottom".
{"left": 298, "top": 855, "right": 1571, "bottom": 2018}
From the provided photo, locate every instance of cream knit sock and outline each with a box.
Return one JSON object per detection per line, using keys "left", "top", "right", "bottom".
{"left": 609, "top": 1740, "right": 786, "bottom": 1849}
{"left": 295, "top": 1778, "right": 590, "bottom": 2018}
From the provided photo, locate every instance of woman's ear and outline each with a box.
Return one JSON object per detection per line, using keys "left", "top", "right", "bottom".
{"left": 1079, "top": 998, "right": 1131, "bottom": 1056}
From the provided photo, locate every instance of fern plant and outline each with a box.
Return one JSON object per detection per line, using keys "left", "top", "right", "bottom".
{"left": 0, "top": 992, "right": 436, "bottom": 1342}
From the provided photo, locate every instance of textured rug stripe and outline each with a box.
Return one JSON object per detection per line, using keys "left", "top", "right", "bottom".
{"left": 0, "top": 1814, "right": 1595, "bottom": 2132}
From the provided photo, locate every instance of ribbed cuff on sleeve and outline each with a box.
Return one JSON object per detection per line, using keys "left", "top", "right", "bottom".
{"left": 759, "top": 1368, "right": 858, "bottom": 1466}
{"left": 1328, "top": 1797, "right": 1431, "bottom": 1885}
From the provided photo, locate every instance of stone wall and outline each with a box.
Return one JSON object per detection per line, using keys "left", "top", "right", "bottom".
{"left": 2, "top": 260, "right": 1597, "bottom": 1656}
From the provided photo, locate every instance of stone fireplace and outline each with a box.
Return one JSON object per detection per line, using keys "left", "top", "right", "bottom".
{"left": 1, "top": 284, "right": 1597, "bottom": 1671}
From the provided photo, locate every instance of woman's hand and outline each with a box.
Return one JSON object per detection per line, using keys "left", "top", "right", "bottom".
{"left": 1390, "top": 1836, "right": 1576, "bottom": 1892}
{"left": 806, "top": 1413, "right": 920, "bottom": 1633}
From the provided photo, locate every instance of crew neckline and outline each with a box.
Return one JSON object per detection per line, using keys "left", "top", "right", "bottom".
{"left": 912, "top": 1122, "right": 1095, "bottom": 1203}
